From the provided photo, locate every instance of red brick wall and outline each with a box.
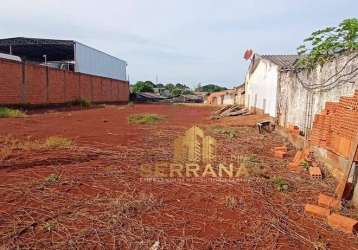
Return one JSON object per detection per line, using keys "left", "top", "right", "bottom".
{"left": 26, "top": 63, "right": 47, "bottom": 104}
{"left": 0, "top": 58, "right": 129, "bottom": 105}
{"left": 0, "top": 59, "right": 22, "bottom": 104}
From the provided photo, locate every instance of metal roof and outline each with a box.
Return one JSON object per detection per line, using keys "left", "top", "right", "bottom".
{"left": 0, "top": 37, "right": 74, "bottom": 46}
{"left": 259, "top": 54, "right": 300, "bottom": 69}
{"left": 0, "top": 37, "right": 126, "bottom": 63}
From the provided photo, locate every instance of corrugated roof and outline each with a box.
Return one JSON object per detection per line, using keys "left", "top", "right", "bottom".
{"left": 260, "top": 55, "right": 300, "bottom": 69}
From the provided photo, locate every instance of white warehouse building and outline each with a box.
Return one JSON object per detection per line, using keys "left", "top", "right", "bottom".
{"left": 0, "top": 37, "right": 127, "bottom": 81}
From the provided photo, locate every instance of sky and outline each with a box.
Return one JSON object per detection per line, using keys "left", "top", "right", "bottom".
{"left": 1, "top": 0, "right": 357, "bottom": 88}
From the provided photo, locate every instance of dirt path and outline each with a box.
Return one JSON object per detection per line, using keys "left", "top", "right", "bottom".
{"left": 0, "top": 104, "right": 357, "bottom": 249}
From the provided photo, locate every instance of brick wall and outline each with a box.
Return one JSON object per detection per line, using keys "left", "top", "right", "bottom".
{"left": 310, "top": 90, "right": 358, "bottom": 160}
{"left": 0, "top": 58, "right": 129, "bottom": 105}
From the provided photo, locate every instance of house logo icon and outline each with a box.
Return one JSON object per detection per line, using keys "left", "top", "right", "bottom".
{"left": 174, "top": 126, "right": 216, "bottom": 164}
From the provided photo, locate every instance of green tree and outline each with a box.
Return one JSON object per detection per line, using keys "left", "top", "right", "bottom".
{"left": 171, "top": 88, "right": 182, "bottom": 96}
{"left": 296, "top": 18, "right": 358, "bottom": 69}
{"left": 196, "top": 84, "right": 227, "bottom": 93}
{"left": 164, "top": 83, "right": 175, "bottom": 92}
{"left": 132, "top": 81, "right": 155, "bottom": 94}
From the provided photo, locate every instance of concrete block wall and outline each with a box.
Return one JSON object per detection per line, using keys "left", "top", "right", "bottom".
{"left": 0, "top": 58, "right": 129, "bottom": 106}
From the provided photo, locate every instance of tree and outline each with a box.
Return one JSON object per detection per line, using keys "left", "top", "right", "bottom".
{"left": 164, "top": 83, "right": 175, "bottom": 92}
{"left": 156, "top": 83, "right": 164, "bottom": 88}
{"left": 132, "top": 81, "right": 154, "bottom": 94}
{"left": 296, "top": 18, "right": 358, "bottom": 69}
{"left": 196, "top": 84, "right": 227, "bottom": 93}
{"left": 171, "top": 88, "right": 182, "bottom": 96}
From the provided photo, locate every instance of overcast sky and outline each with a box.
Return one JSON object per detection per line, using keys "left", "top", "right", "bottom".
{"left": 1, "top": 0, "right": 357, "bottom": 88}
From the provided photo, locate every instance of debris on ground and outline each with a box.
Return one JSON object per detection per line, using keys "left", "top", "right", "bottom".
{"left": 257, "top": 120, "right": 275, "bottom": 134}
{"left": 211, "top": 104, "right": 249, "bottom": 119}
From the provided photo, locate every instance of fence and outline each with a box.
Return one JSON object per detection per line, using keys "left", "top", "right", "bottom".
{"left": 0, "top": 58, "right": 129, "bottom": 106}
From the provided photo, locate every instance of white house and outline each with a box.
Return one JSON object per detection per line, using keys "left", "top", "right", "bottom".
{"left": 244, "top": 54, "right": 299, "bottom": 117}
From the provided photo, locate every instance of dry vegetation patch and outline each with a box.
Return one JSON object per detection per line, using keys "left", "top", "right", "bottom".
{"left": 45, "top": 136, "right": 73, "bottom": 149}
{"left": 128, "top": 113, "right": 163, "bottom": 124}
{"left": 208, "top": 125, "right": 238, "bottom": 139}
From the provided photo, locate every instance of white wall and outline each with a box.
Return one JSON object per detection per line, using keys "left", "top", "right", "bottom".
{"left": 75, "top": 42, "right": 127, "bottom": 81}
{"left": 245, "top": 59, "right": 279, "bottom": 117}
{"left": 278, "top": 52, "right": 358, "bottom": 132}
{"left": 223, "top": 94, "right": 235, "bottom": 105}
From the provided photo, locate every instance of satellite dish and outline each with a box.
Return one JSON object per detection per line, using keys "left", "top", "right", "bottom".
{"left": 244, "top": 49, "right": 253, "bottom": 60}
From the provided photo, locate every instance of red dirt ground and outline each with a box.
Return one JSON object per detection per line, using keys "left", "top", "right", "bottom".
{"left": 0, "top": 104, "right": 358, "bottom": 249}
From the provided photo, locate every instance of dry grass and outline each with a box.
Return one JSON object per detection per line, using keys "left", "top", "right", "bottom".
{"left": 0, "top": 147, "right": 12, "bottom": 161}
{"left": 0, "top": 107, "right": 26, "bottom": 118}
{"left": 45, "top": 136, "right": 73, "bottom": 149}
{"left": 0, "top": 136, "right": 74, "bottom": 159}
{"left": 128, "top": 114, "right": 162, "bottom": 124}
{"left": 236, "top": 154, "right": 266, "bottom": 177}
{"left": 45, "top": 174, "right": 61, "bottom": 184}
{"left": 209, "top": 125, "right": 237, "bottom": 139}
{"left": 225, "top": 195, "right": 238, "bottom": 209}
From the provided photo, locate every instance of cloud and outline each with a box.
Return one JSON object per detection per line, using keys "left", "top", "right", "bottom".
{"left": 0, "top": 0, "right": 357, "bottom": 88}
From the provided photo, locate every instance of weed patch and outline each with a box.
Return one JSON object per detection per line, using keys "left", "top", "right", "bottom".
{"left": 272, "top": 176, "right": 289, "bottom": 192}
{"left": 45, "top": 136, "right": 73, "bottom": 149}
{"left": 128, "top": 114, "right": 162, "bottom": 124}
{"left": 236, "top": 154, "right": 266, "bottom": 178}
{"left": 209, "top": 126, "right": 237, "bottom": 139}
{"left": 0, "top": 107, "right": 26, "bottom": 118}
{"left": 46, "top": 174, "right": 61, "bottom": 184}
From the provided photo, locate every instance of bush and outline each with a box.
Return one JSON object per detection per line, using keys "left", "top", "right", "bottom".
{"left": 128, "top": 114, "right": 162, "bottom": 124}
{"left": 0, "top": 107, "right": 26, "bottom": 118}
{"left": 45, "top": 136, "right": 73, "bottom": 149}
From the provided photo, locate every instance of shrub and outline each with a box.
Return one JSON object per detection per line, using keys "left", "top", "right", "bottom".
{"left": 128, "top": 114, "right": 162, "bottom": 124}
{"left": 45, "top": 136, "right": 73, "bottom": 149}
{"left": 0, "top": 107, "right": 26, "bottom": 118}
{"left": 272, "top": 176, "right": 289, "bottom": 192}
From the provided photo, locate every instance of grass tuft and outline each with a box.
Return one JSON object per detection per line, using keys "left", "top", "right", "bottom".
{"left": 272, "top": 176, "right": 289, "bottom": 192}
{"left": 46, "top": 174, "right": 61, "bottom": 184}
{"left": 45, "top": 136, "right": 73, "bottom": 149}
{"left": 209, "top": 125, "right": 237, "bottom": 139}
{"left": 236, "top": 154, "right": 266, "bottom": 178}
{"left": 128, "top": 114, "right": 162, "bottom": 124}
{"left": 0, "top": 107, "right": 26, "bottom": 118}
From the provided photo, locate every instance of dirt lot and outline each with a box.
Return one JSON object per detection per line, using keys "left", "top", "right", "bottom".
{"left": 1, "top": 104, "right": 358, "bottom": 249}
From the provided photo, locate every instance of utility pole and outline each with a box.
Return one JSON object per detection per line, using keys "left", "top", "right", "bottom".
{"left": 155, "top": 74, "right": 158, "bottom": 85}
